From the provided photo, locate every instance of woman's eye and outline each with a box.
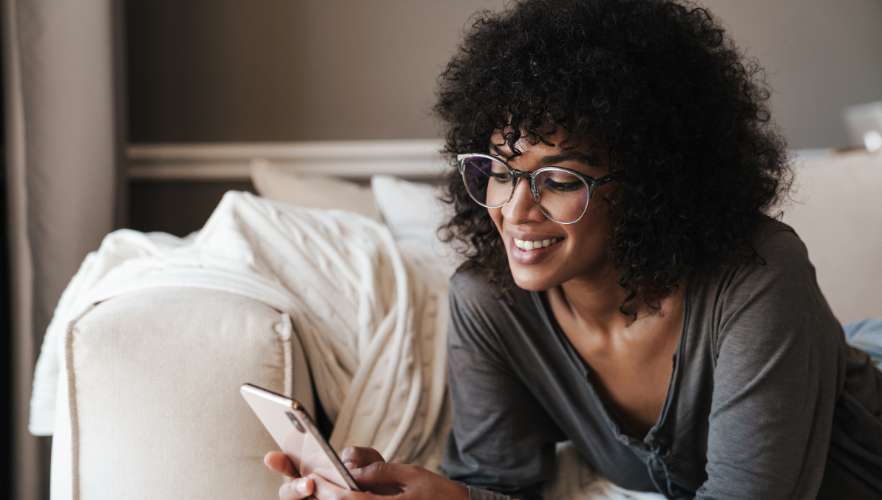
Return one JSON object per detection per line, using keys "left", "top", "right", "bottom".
{"left": 489, "top": 172, "right": 513, "bottom": 183}
{"left": 543, "top": 178, "right": 581, "bottom": 191}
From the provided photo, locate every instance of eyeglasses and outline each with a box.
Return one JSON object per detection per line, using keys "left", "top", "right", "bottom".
{"left": 457, "top": 153, "right": 615, "bottom": 224}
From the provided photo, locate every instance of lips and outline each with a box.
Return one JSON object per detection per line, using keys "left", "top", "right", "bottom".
{"left": 508, "top": 235, "right": 564, "bottom": 265}
{"left": 514, "top": 236, "right": 563, "bottom": 250}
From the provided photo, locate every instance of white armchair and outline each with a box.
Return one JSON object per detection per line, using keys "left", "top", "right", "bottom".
{"left": 50, "top": 287, "right": 314, "bottom": 500}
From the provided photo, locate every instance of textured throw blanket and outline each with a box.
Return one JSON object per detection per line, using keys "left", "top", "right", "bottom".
{"left": 30, "top": 190, "right": 663, "bottom": 499}
{"left": 30, "top": 191, "right": 451, "bottom": 469}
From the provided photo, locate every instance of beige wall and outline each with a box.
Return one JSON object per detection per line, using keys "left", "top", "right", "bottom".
{"left": 127, "top": 0, "right": 882, "bottom": 148}
{"left": 127, "top": 0, "right": 507, "bottom": 142}
{"left": 702, "top": 0, "right": 882, "bottom": 149}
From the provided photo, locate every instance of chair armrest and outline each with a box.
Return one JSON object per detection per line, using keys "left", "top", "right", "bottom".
{"left": 51, "top": 287, "right": 312, "bottom": 500}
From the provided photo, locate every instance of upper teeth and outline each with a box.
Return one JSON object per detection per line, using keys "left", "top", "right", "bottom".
{"left": 514, "top": 237, "right": 561, "bottom": 250}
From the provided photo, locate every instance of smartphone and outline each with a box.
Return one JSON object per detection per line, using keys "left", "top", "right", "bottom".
{"left": 240, "top": 383, "right": 360, "bottom": 490}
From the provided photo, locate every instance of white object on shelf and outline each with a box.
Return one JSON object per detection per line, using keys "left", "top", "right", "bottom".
{"left": 844, "top": 101, "right": 882, "bottom": 152}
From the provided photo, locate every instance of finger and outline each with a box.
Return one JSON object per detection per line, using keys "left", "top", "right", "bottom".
{"left": 348, "top": 462, "right": 412, "bottom": 492}
{"left": 311, "top": 474, "right": 348, "bottom": 499}
{"left": 340, "top": 446, "right": 386, "bottom": 469}
{"left": 264, "top": 451, "right": 298, "bottom": 478}
{"left": 310, "top": 474, "right": 388, "bottom": 500}
{"left": 278, "top": 476, "right": 314, "bottom": 500}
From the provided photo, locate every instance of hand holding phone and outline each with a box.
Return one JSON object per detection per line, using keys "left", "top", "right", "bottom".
{"left": 265, "top": 446, "right": 390, "bottom": 498}
{"left": 241, "top": 383, "right": 360, "bottom": 491}
{"left": 246, "top": 383, "right": 468, "bottom": 500}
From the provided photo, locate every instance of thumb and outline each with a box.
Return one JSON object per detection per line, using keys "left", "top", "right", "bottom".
{"left": 340, "top": 446, "right": 386, "bottom": 469}
{"left": 350, "top": 462, "right": 412, "bottom": 492}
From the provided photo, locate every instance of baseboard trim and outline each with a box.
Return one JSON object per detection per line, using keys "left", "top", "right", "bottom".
{"left": 127, "top": 140, "right": 448, "bottom": 181}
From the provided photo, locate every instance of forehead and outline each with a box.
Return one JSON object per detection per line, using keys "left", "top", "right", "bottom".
{"left": 488, "top": 128, "right": 596, "bottom": 165}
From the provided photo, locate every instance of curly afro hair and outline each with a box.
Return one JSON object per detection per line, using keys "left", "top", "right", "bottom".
{"left": 434, "top": 0, "right": 791, "bottom": 313}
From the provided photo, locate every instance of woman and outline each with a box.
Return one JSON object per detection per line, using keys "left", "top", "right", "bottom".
{"left": 266, "top": 0, "right": 882, "bottom": 498}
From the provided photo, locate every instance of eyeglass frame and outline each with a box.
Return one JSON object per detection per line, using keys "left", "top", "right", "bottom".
{"left": 456, "top": 152, "right": 616, "bottom": 224}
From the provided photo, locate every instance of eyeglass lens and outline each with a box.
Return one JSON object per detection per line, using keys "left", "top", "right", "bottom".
{"left": 461, "top": 155, "right": 589, "bottom": 223}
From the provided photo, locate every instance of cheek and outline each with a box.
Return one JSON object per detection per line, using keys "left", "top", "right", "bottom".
{"left": 564, "top": 206, "right": 611, "bottom": 249}
{"left": 487, "top": 207, "right": 504, "bottom": 234}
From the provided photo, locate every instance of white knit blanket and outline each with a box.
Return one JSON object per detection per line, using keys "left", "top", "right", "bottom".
{"left": 30, "top": 191, "right": 451, "bottom": 468}
{"left": 29, "top": 190, "right": 663, "bottom": 499}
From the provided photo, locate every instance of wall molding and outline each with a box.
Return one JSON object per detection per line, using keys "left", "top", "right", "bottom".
{"left": 127, "top": 142, "right": 834, "bottom": 182}
{"left": 127, "top": 140, "right": 448, "bottom": 181}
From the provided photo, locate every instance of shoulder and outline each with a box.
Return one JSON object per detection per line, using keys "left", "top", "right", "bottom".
{"left": 705, "top": 216, "right": 841, "bottom": 353}
{"left": 691, "top": 217, "right": 817, "bottom": 327}
{"left": 449, "top": 262, "right": 494, "bottom": 298}
{"left": 449, "top": 262, "right": 525, "bottom": 308}
{"left": 447, "top": 263, "right": 533, "bottom": 355}
{"left": 750, "top": 216, "right": 811, "bottom": 270}
{"left": 447, "top": 264, "right": 505, "bottom": 348}
{"left": 716, "top": 216, "right": 817, "bottom": 301}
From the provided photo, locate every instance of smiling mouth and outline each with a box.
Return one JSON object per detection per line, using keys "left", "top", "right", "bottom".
{"left": 513, "top": 237, "right": 563, "bottom": 251}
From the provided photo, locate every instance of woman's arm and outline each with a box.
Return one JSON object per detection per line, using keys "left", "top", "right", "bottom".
{"left": 441, "top": 270, "right": 562, "bottom": 499}
{"left": 695, "top": 229, "right": 842, "bottom": 498}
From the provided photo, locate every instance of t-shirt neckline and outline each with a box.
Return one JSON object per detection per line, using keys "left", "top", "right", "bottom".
{"left": 529, "top": 282, "right": 691, "bottom": 450}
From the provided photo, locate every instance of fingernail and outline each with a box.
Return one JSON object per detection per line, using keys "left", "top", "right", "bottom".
{"left": 343, "top": 460, "right": 356, "bottom": 469}
{"left": 297, "top": 478, "right": 311, "bottom": 495}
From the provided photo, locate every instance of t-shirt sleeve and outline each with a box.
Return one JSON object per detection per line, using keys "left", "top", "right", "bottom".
{"left": 694, "top": 227, "right": 843, "bottom": 499}
{"left": 441, "top": 270, "right": 561, "bottom": 500}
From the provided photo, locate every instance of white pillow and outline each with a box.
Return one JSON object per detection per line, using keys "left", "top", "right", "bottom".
{"left": 370, "top": 175, "right": 448, "bottom": 242}
{"left": 371, "top": 175, "right": 464, "bottom": 274}
{"left": 250, "top": 160, "right": 382, "bottom": 221}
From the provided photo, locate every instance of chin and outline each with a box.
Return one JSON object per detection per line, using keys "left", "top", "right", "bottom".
{"left": 509, "top": 264, "right": 560, "bottom": 292}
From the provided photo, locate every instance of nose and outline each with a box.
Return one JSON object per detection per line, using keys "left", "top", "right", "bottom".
{"left": 501, "top": 176, "right": 545, "bottom": 223}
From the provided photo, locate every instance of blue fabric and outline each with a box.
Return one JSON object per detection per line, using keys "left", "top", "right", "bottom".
{"left": 843, "top": 318, "right": 882, "bottom": 371}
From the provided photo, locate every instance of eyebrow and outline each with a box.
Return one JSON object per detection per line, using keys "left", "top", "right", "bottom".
{"left": 490, "top": 145, "right": 597, "bottom": 165}
{"left": 539, "top": 152, "right": 597, "bottom": 165}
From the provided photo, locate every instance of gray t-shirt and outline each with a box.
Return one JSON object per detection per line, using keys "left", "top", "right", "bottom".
{"left": 441, "top": 218, "right": 882, "bottom": 499}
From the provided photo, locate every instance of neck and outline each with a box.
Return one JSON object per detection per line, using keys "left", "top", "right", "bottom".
{"left": 554, "top": 264, "right": 637, "bottom": 336}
